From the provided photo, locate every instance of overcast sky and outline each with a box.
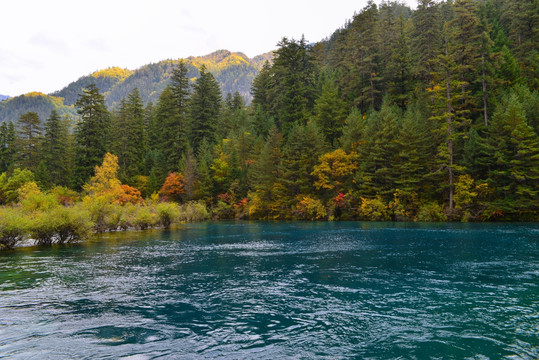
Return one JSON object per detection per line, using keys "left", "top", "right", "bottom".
{"left": 0, "top": 0, "right": 416, "bottom": 97}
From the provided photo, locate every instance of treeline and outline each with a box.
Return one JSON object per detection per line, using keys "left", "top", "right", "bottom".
{"left": 1, "top": 0, "right": 538, "bottom": 223}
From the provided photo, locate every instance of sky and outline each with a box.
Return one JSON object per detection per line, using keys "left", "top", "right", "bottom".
{"left": 0, "top": 0, "right": 416, "bottom": 97}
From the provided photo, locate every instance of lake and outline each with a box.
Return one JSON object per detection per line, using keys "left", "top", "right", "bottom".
{"left": 0, "top": 222, "right": 537, "bottom": 359}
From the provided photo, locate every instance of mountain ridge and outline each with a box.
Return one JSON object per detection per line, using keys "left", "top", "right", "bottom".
{"left": 0, "top": 50, "right": 272, "bottom": 124}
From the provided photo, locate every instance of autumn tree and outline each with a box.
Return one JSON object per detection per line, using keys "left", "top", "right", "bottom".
{"left": 159, "top": 172, "right": 185, "bottom": 202}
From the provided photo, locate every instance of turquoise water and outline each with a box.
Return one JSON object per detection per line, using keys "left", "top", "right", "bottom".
{"left": 0, "top": 222, "right": 537, "bottom": 359}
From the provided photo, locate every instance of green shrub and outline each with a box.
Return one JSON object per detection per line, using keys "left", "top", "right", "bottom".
{"left": 359, "top": 196, "right": 390, "bottom": 221}
{"left": 30, "top": 211, "right": 58, "bottom": 246}
{"left": 82, "top": 195, "right": 118, "bottom": 232}
{"left": 118, "top": 203, "right": 136, "bottom": 231}
{"left": 19, "top": 186, "right": 59, "bottom": 213}
{"left": 417, "top": 202, "right": 447, "bottom": 222}
{"left": 134, "top": 205, "right": 157, "bottom": 230}
{"left": 0, "top": 169, "right": 35, "bottom": 205}
{"left": 54, "top": 205, "right": 94, "bottom": 244}
{"left": 294, "top": 196, "right": 327, "bottom": 220}
{"left": 156, "top": 202, "right": 180, "bottom": 229}
{"left": 213, "top": 201, "right": 235, "bottom": 220}
{"left": 0, "top": 208, "right": 29, "bottom": 250}
{"left": 179, "top": 201, "right": 209, "bottom": 222}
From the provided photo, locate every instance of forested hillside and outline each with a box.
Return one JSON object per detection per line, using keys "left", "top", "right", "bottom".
{"left": 0, "top": 50, "right": 270, "bottom": 124}
{"left": 0, "top": 0, "right": 537, "bottom": 223}
{"left": 0, "top": 92, "right": 77, "bottom": 127}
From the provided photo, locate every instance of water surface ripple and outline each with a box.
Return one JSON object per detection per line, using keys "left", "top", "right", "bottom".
{"left": 0, "top": 222, "right": 537, "bottom": 359}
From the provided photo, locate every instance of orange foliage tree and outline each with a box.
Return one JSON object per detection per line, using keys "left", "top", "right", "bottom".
{"left": 159, "top": 172, "right": 185, "bottom": 202}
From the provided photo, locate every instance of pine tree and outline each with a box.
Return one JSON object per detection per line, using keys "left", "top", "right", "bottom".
{"left": 41, "top": 109, "right": 71, "bottom": 186}
{"left": 15, "top": 111, "right": 42, "bottom": 170}
{"left": 196, "top": 138, "right": 215, "bottom": 200}
{"left": 411, "top": 0, "right": 442, "bottom": 86}
{"left": 155, "top": 85, "right": 186, "bottom": 173}
{"left": 111, "top": 88, "right": 146, "bottom": 181}
{"left": 357, "top": 98, "right": 402, "bottom": 199}
{"left": 281, "top": 122, "right": 327, "bottom": 202}
{"left": 393, "top": 102, "right": 435, "bottom": 198}
{"left": 313, "top": 77, "right": 347, "bottom": 146}
{"left": 0, "top": 121, "right": 16, "bottom": 173}
{"left": 485, "top": 92, "right": 539, "bottom": 218}
{"left": 251, "top": 61, "right": 273, "bottom": 115}
{"left": 72, "top": 84, "right": 111, "bottom": 190}
{"left": 344, "top": 1, "right": 380, "bottom": 110}
{"left": 179, "top": 147, "right": 197, "bottom": 201}
{"left": 500, "top": 0, "right": 539, "bottom": 87}
{"left": 249, "top": 127, "right": 285, "bottom": 217}
{"left": 450, "top": 0, "right": 482, "bottom": 119}
{"left": 189, "top": 65, "right": 222, "bottom": 151}
{"left": 268, "top": 36, "right": 316, "bottom": 133}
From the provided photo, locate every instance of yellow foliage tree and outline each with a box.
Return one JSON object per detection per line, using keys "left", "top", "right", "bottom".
{"left": 84, "top": 153, "right": 123, "bottom": 198}
{"left": 311, "top": 149, "right": 359, "bottom": 192}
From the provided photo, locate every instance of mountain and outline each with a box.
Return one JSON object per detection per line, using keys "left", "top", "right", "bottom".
{"left": 0, "top": 50, "right": 272, "bottom": 124}
{"left": 0, "top": 92, "right": 77, "bottom": 125}
{"left": 0, "top": 95, "right": 9, "bottom": 101}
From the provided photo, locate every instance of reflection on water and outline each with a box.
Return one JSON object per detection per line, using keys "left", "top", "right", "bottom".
{"left": 0, "top": 222, "right": 538, "bottom": 359}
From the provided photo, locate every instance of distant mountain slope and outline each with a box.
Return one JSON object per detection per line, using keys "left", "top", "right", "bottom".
{"left": 0, "top": 95, "right": 9, "bottom": 102}
{"left": 0, "top": 92, "right": 77, "bottom": 124}
{"left": 52, "top": 67, "right": 133, "bottom": 106}
{"left": 0, "top": 50, "right": 272, "bottom": 124}
{"left": 104, "top": 50, "right": 270, "bottom": 108}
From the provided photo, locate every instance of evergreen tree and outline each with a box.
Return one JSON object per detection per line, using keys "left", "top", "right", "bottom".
{"left": 251, "top": 61, "right": 273, "bottom": 115}
{"left": 179, "top": 147, "right": 197, "bottom": 201}
{"left": 15, "top": 111, "right": 42, "bottom": 170}
{"left": 313, "top": 77, "right": 347, "bottom": 146}
{"left": 394, "top": 102, "right": 436, "bottom": 199}
{"left": 111, "top": 88, "right": 146, "bottom": 181}
{"left": 268, "top": 36, "right": 316, "bottom": 133}
{"left": 41, "top": 109, "right": 71, "bottom": 186}
{"left": 155, "top": 85, "right": 186, "bottom": 173}
{"left": 196, "top": 138, "right": 215, "bottom": 200}
{"left": 0, "top": 121, "right": 16, "bottom": 173}
{"left": 485, "top": 92, "right": 539, "bottom": 218}
{"left": 281, "top": 122, "right": 327, "bottom": 201}
{"left": 339, "top": 109, "right": 366, "bottom": 152}
{"left": 249, "top": 127, "right": 285, "bottom": 217}
{"left": 356, "top": 98, "right": 402, "bottom": 199}
{"left": 411, "top": 0, "right": 442, "bottom": 85}
{"left": 500, "top": 0, "right": 539, "bottom": 87}
{"left": 72, "top": 84, "right": 111, "bottom": 190}
{"left": 189, "top": 65, "right": 222, "bottom": 150}
{"left": 346, "top": 1, "right": 380, "bottom": 110}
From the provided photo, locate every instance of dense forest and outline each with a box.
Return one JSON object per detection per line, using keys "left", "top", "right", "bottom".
{"left": 0, "top": 0, "right": 537, "bottom": 233}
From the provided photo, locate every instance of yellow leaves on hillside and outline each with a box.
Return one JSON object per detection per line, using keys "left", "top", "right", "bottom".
{"left": 22, "top": 92, "right": 65, "bottom": 107}
{"left": 186, "top": 51, "right": 250, "bottom": 73}
{"left": 91, "top": 67, "right": 133, "bottom": 80}
{"left": 24, "top": 92, "right": 47, "bottom": 98}
{"left": 311, "top": 149, "right": 359, "bottom": 191}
